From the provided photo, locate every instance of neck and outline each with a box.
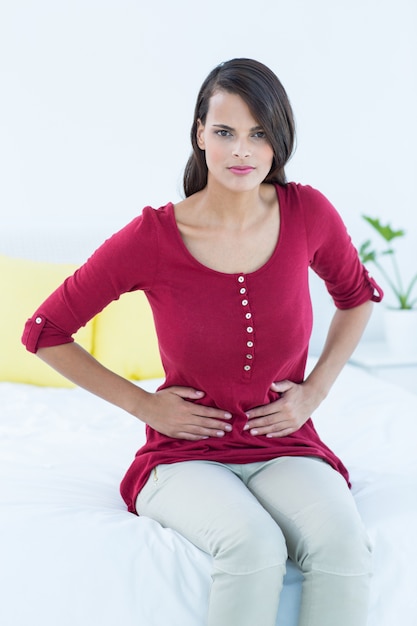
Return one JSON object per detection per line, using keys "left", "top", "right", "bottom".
{"left": 196, "top": 180, "right": 272, "bottom": 228}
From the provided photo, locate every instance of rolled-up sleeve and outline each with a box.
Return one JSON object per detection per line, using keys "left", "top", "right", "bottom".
{"left": 303, "top": 186, "right": 383, "bottom": 308}
{"left": 22, "top": 314, "right": 79, "bottom": 354}
{"left": 22, "top": 207, "right": 159, "bottom": 353}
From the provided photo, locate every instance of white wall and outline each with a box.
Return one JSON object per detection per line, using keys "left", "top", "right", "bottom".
{"left": 1, "top": 0, "right": 416, "bottom": 348}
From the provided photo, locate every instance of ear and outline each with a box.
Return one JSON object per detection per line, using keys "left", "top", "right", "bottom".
{"left": 196, "top": 119, "right": 205, "bottom": 150}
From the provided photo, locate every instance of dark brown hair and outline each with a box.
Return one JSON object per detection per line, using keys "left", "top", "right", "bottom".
{"left": 183, "top": 58, "right": 296, "bottom": 197}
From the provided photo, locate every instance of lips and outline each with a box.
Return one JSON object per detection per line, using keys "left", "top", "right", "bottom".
{"left": 228, "top": 166, "right": 255, "bottom": 175}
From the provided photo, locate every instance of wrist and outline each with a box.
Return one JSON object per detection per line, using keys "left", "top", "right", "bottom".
{"left": 124, "top": 386, "right": 153, "bottom": 423}
{"left": 302, "top": 373, "right": 330, "bottom": 409}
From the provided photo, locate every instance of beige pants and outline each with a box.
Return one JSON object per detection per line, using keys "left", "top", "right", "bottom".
{"left": 136, "top": 457, "right": 372, "bottom": 626}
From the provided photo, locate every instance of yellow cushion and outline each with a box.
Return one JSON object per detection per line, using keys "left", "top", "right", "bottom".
{"left": 0, "top": 255, "right": 93, "bottom": 387}
{"left": 93, "top": 290, "right": 164, "bottom": 381}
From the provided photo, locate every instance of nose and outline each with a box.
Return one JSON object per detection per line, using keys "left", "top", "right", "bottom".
{"left": 232, "top": 137, "right": 251, "bottom": 158}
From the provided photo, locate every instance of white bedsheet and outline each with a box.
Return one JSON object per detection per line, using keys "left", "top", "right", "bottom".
{"left": 1, "top": 361, "right": 416, "bottom": 626}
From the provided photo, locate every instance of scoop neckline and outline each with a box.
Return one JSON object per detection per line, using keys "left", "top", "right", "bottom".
{"left": 168, "top": 184, "right": 285, "bottom": 278}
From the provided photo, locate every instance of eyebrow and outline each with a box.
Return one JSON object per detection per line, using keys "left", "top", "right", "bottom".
{"left": 212, "top": 123, "right": 263, "bottom": 132}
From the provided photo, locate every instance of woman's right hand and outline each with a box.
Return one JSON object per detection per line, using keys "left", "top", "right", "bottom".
{"left": 137, "top": 386, "right": 233, "bottom": 441}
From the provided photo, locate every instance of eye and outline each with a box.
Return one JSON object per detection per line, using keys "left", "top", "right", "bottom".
{"left": 253, "top": 130, "right": 267, "bottom": 139}
{"left": 216, "top": 129, "right": 232, "bottom": 137}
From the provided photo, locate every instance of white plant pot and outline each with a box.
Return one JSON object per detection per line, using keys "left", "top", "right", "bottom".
{"left": 383, "top": 308, "right": 417, "bottom": 359}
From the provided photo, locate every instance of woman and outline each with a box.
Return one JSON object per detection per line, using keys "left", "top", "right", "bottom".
{"left": 23, "top": 58, "right": 383, "bottom": 626}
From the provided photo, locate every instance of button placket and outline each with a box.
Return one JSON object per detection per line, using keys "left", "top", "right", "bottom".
{"left": 237, "top": 275, "right": 255, "bottom": 377}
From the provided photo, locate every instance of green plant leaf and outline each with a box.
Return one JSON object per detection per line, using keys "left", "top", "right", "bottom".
{"left": 362, "top": 215, "right": 405, "bottom": 242}
{"left": 359, "top": 215, "right": 416, "bottom": 308}
{"left": 358, "top": 240, "right": 376, "bottom": 263}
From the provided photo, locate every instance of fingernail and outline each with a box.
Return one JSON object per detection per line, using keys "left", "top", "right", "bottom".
{"left": 224, "top": 412, "right": 232, "bottom": 418}
{"left": 251, "top": 429, "right": 258, "bottom": 436}
{"left": 216, "top": 431, "right": 225, "bottom": 437}
{"left": 243, "top": 424, "right": 249, "bottom": 431}
{"left": 195, "top": 390, "right": 204, "bottom": 396}
{"left": 224, "top": 424, "right": 232, "bottom": 432}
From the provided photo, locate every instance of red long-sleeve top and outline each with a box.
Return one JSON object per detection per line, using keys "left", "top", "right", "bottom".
{"left": 22, "top": 183, "right": 383, "bottom": 512}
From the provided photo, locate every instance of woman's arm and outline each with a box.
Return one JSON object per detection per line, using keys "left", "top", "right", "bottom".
{"left": 244, "top": 300, "right": 373, "bottom": 437}
{"left": 303, "top": 299, "right": 374, "bottom": 402}
{"left": 36, "top": 343, "right": 233, "bottom": 440}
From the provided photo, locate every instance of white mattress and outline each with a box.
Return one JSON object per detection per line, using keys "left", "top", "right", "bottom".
{"left": 1, "top": 360, "right": 416, "bottom": 626}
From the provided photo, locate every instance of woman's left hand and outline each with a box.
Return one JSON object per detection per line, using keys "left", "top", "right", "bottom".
{"left": 244, "top": 380, "right": 319, "bottom": 438}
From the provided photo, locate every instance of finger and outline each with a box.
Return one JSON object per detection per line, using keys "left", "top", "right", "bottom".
{"left": 174, "top": 431, "right": 211, "bottom": 441}
{"left": 245, "top": 405, "right": 276, "bottom": 420}
{"left": 192, "top": 405, "right": 233, "bottom": 420}
{"left": 266, "top": 427, "right": 297, "bottom": 438}
{"left": 244, "top": 400, "right": 279, "bottom": 423}
{"left": 176, "top": 421, "right": 232, "bottom": 440}
{"left": 163, "top": 417, "right": 227, "bottom": 441}
{"left": 271, "top": 380, "right": 294, "bottom": 393}
{"left": 167, "top": 388, "right": 233, "bottom": 420}
{"left": 192, "top": 416, "right": 233, "bottom": 434}
{"left": 247, "top": 421, "right": 295, "bottom": 437}
{"left": 169, "top": 386, "right": 206, "bottom": 400}
{"left": 243, "top": 412, "right": 277, "bottom": 431}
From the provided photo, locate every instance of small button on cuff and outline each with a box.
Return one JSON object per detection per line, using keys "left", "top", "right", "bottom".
{"left": 35, "top": 317, "right": 43, "bottom": 324}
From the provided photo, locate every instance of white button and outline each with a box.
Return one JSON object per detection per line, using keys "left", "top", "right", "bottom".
{"left": 244, "top": 365, "right": 251, "bottom": 371}
{"left": 240, "top": 288, "right": 246, "bottom": 294}
{"left": 246, "top": 326, "right": 253, "bottom": 333}
{"left": 246, "top": 354, "right": 253, "bottom": 359}
{"left": 35, "top": 317, "right": 42, "bottom": 324}
{"left": 241, "top": 299, "right": 248, "bottom": 306}
{"left": 245, "top": 313, "right": 252, "bottom": 319}
{"left": 238, "top": 276, "right": 245, "bottom": 283}
{"left": 247, "top": 341, "right": 254, "bottom": 347}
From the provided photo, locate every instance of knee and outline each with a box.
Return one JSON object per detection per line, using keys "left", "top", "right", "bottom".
{"left": 214, "top": 515, "right": 287, "bottom": 575}
{"left": 295, "top": 512, "right": 372, "bottom": 576}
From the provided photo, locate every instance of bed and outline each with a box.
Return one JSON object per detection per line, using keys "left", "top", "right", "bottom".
{"left": 1, "top": 228, "right": 416, "bottom": 626}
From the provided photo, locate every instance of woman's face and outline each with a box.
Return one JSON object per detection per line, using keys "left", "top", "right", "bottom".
{"left": 196, "top": 90, "right": 274, "bottom": 193}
